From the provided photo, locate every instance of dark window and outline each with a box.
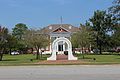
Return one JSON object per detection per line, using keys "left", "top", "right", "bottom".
{"left": 58, "top": 45, "right": 63, "bottom": 51}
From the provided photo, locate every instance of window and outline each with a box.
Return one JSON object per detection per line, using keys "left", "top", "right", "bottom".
{"left": 49, "top": 26, "right": 52, "bottom": 29}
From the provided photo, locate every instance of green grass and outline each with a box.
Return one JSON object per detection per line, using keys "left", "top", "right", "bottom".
{"left": 1, "top": 54, "right": 120, "bottom": 66}
{"left": 77, "top": 54, "right": 120, "bottom": 64}
{"left": 0, "top": 54, "right": 48, "bottom": 66}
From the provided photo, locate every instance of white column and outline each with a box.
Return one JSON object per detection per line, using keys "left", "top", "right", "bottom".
{"left": 47, "top": 41, "right": 57, "bottom": 60}
{"left": 56, "top": 42, "right": 58, "bottom": 52}
{"left": 63, "top": 41, "right": 65, "bottom": 51}
{"left": 49, "top": 43, "right": 52, "bottom": 54}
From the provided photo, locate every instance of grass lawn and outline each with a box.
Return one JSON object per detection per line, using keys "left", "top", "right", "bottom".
{"left": 77, "top": 54, "right": 120, "bottom": 64}
{"left": 0, "top": 54, "right": 48, "bottom": 66}
{"left": 0, "top": 53, "right": 120, "bottom": 65}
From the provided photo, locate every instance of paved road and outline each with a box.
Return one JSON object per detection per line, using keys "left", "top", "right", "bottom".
{"left": 0, "top": 65, "right": 120, "bottom": 80}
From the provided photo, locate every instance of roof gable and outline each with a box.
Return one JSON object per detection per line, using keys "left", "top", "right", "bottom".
{"left": 51, "top": 26, "right": 70, "bottom": 33}
{"left": 40, "top": 24, "right": 80, "bottom": 34}
{"left": 53, "top": 27, "right": 68, "bottom": 32}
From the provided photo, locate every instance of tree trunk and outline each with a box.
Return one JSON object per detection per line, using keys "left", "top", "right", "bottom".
{"left": 0, "top": 52, "right": 3, "bottom": 61}
{"left": 40, "top": 51, "right": 42, "bottom": 59}
{"left": 81, "top": 47, "right": 85, "bottom": 59}
{"left": 36, "top": 48, "right": 40, "bottom": 60}
{"left": 99, "top": 44, "right": 102, "bottom": 54}
{"left": 81, "top": 47, "right": 84, "bottom": 54}
{"left": 31, "top": 48, "right": 33, "bottom": 54}
{"left": 97, "top": 36, "right": 102, "bottom": 54}
{"left": 0, "top": 49, "right": 4, "bottom": 61}
{"left": 0, "top": 55, "right": 3, "bottom": 61}
{"left": 97, "top": 36, "right": 99, "bottom": 51}
{"left": 9, "top": 48, "right": 12, "bottom": 55}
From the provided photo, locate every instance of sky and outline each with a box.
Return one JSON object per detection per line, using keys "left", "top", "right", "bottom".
{"left": 0, "top": 0, "right": 113, "bottom": 30}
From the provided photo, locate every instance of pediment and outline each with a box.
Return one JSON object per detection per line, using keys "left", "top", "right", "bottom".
{"left": 52, "top": 27, "right": 68, "bottom": 33}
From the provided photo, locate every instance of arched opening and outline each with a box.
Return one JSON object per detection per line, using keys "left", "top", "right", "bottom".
{"left": 57, "top": 41, "right": 68, "bottom": 60}
{"left": 47, "top": 37, "right": 77, "bottom": 60}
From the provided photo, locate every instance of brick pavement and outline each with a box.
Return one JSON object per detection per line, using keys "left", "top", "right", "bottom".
{"left": 37, "top": 54, "right": 84, "bottom": 65}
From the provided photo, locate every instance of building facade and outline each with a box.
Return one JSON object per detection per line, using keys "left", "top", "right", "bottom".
{"left": 40, "top": 24, "right": 80, "bottom": 54}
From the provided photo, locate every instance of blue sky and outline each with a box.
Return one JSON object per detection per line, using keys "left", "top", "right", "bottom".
{"left": 0, "top": 0, "right": 113, "bottom": 30}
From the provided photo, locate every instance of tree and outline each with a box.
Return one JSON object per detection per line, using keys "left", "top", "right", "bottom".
{"left": 71, "top": 24, "right": 93, "bottom": 54}
{"left": 12, "top": 23, "right": 28, "bottom": 40}
{"left": 111, "top": 25, "right": 120, "bottom": 48}
{"left": 24, "top": 29, "right": 49, "bottom": 60}
{"left": 89, "top": 10, "right": 117, "bottom": 54}
{"left": 108, "top": 0, "right": 120, "bottom": 49}
{"left": 6, "top": 34, "right": 18, "bottom": 55}
{"left": 0, "top": 26, "right": 9, "bottom": 61}
{"left": 12, "top": 23, "right": 28, "bottom": 53}
{"left": 109, "top": 0, "right": 120, "bottom": 20}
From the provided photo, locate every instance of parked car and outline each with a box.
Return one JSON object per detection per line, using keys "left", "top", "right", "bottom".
{"left": 115, "top": 47, "right": 120, "bottom": 53}
{"left": 11, "top": 51, "right": 19, "bottom": 55}
{"left": 116, "top": 49, "right": 120, "bottom": 53}
{"left": 107, "top": 49, "right": 116, "bottom": 53}
{"left": 93, "top": 49, "right": 100, "bottom": 54}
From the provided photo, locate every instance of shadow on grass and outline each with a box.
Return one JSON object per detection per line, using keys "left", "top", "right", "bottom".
{"left": 2, "top": 59, "right": 18, "bottom": 61}
{"left": 79, "top": 57, "right": 93, "bottom": 59}
{"left": 116, "top": 58, "right": 120, "bottom": 59}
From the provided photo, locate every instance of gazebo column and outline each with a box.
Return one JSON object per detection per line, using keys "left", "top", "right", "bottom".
{"left": 63, "top": 41, "right": 65, "bottom": 51}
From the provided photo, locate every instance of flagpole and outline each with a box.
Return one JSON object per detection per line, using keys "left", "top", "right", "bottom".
{"left": 60, "top": 16, "right": 62, "bottom": 24}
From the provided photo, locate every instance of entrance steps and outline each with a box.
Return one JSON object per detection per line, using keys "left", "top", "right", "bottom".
{"left": 57, "top": 51, "right": 64, "bottom": 54}
{"left": 57, "top": 54, "right": 68, "bottom": 60}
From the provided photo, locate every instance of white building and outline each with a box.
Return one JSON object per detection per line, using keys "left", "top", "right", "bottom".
{"left": 40, "top": 24, "right": 80, "bottom": 54}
